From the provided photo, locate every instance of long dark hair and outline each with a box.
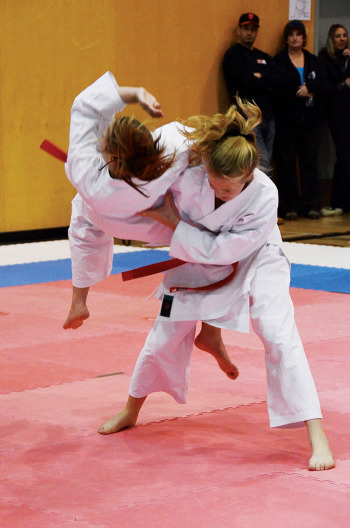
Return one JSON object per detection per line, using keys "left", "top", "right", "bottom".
{"left": 102, "top": 116, "right": 176, "bottom": 196}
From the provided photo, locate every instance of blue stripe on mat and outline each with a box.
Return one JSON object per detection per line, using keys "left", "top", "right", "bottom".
{"left": 289, "top": 264, "right": 350, "bottom": 294}
{"left": 0, "top": 250, "right": 170, "bottom": 288}
{"left": 0, "top": 252, "right": 349, "bottom": 294}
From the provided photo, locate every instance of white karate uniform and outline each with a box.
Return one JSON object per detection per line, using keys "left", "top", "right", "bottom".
{"left": 129, "top": 167, "right": 322, "bottom": 428}
{"left": 66, "top": 72, "right": 322, "bottom": 428}
{"left": 66, "top": 71, "right": 190, "bottom": 287}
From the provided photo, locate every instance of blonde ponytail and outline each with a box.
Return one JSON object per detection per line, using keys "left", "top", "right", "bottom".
{"left": 181, "top": 98, "right": 261, "bottom": 177}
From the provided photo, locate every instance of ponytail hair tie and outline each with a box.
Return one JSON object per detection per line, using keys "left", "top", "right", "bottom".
{"left": 222, "top": 129, "right": 251, "bottom": 140}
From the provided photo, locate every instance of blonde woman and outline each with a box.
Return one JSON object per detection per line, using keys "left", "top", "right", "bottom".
{"left": 99, "top": 101, "right": 334, "bottom": 472}
{"left": 319, "top": 24, "right": 350, "bottom": 215}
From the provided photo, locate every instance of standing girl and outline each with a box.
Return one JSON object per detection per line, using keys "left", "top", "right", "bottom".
{"left": 99, "top": 99, "right": 335, "bottom": 471}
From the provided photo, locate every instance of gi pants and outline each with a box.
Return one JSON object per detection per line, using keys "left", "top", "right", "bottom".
{"left": 254, "top": 118, "right": 275, "bottom": 178}
{"left": 68, "top": 196, "right": 114, "bottom": 288}
{"left": 129, "top": 244, "right": 322, "bottom": 428}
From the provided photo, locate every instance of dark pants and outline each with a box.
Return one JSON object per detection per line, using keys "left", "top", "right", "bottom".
{"left": 255, "top": 118, "right": 275, "bottom": 177}
{"left": 274, "top": 119, "right": 321, "bottom": 216}
{"left": 328, "top": 110, "right": 350, "bottom": 213}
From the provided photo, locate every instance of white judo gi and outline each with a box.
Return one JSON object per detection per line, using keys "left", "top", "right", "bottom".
{"left": 66, "top": 72, "right": 322, "bottom": 429}
{"left": 129, "top": 167, "right": 322, "bottom": 428}
{"left": 66, "top": 71, "right": 190, "bottom": 287}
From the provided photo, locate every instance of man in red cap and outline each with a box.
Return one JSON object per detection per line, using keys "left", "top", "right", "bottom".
{"left": 222, "top": 13, "right": 276, "bottom": 178}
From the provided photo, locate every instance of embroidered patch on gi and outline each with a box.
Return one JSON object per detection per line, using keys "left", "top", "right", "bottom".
{"left": 160, "top": 294, "right": 174, "bottom": 318}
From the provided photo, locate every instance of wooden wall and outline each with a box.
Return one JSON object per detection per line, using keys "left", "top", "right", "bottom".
{"left": 0, "top": 0, "right": 315, "bottom": 233}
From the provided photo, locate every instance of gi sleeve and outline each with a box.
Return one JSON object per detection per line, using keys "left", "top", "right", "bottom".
{"left": 65, "top": 72, "right": 126, "bottom": 203}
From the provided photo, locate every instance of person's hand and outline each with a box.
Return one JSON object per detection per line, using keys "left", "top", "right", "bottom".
{"left": 137, "top": 87, "right": 164, "bottom": 118}
{"left": 118, "top": 86, "right": 164, "bottom": 117}
{"left": 296, "top": 84, "right": 309, "bottom": 97}
{"left": 345, "top": 77, "right": 350, "bottom": 87}
{"left": 138, "top": 192, "right": 181, "bottom": 231}
{"left": 343, "top": 48, "right": 350, "bottom": 57}
{"left": 253, "top": 72, "right": 262, "bottom": 78}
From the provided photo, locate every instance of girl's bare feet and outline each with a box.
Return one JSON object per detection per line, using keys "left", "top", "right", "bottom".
{"left": 63, "top": 286, "right": 90, "bottom": 329}
{"left": 195, "top": 323, "right": 239, "bottom": 380}
{"left": 63, "top": 305, "right": 90, "bottom": 329}
{"left": 306, "top": 419, "right": 335, "bottom": 471}
{"left": 99, "top": 409, "right": 137, "bottom": 435}
{"left": 99, "top": 396, "right": 146, "bottom": 435}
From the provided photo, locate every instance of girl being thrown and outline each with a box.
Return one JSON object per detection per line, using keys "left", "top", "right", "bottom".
{"left": 64, "top": 71, "right": 237, "bottom": 379}
{"left": 99, "top": 99, "right": 335, "bottom": 472}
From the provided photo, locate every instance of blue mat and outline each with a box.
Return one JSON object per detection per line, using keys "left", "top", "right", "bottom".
{"left": 0, "top": 250, "right": 169, "bottom": 288}
{"left": 289, "top": 263, "right": 350, "bottom": 293}
{"left": 0, "top": 251, "right": 349, "bottom": 294}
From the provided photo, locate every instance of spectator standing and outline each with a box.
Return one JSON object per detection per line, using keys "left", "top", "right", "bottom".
{"left": 319, "top": 24, "right": 350, "bottom": 215}
{"left": 222, "top": 13, "right": 275, "bottom": 176}
{"left": 273, "top": 20, "right": 327, "bottom": 220}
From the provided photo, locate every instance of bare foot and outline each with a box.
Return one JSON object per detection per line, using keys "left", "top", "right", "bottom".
{"left": 308, "top": 436, "right": 335, "bottom": 471}
{"left": 63, "top": 305, "right": 90, "bottom": 329}
{"left": 195, "top": 326, "right": 239, "bottom": 380}
{"left": 99, "top": 396, "right": 146, "bottom": 435}
{"left": 306, "top": 418, "right": 335, "bottom": 471}
{"left": 99, "top": 410, "right": 137, "bottom": 435}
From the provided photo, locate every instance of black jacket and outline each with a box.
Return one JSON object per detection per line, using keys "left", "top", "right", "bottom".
{"left": 273, "top": 48, "right": 327, "bottom": 126}
{"left": 318, "top": 48, "right": 350, "bottom": 116}
{"left": 222, "top": 42, "right": 275, "bottom": 119}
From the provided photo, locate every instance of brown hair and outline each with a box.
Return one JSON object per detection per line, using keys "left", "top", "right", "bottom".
{"left": 283, "top": 19, "right": 307, "bottom": 47}
{"left": 180, "top": 98, "right": 261, "bottom": 179}
{"left": 103, "top": 116, "right": 175, "bottom": 196}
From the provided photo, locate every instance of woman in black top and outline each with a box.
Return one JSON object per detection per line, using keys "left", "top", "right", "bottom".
{"left": 273, "top": 20, "right": 327, "bottom": 220}
{"left": 319, "top": 24, "right": 350, "bottom": 215}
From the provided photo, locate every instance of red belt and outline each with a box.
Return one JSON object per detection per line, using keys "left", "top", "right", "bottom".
{"left": 169, "top": 261, "right": 238, "bottom": 292}
{"left": 122, "top": 259, "right": 238, "bottom": 292}
{"left": 121, "top": 258, "right": 186, "bottom": 281}
{"left": 40, "top": 139, "right": 67, "bottom": 163}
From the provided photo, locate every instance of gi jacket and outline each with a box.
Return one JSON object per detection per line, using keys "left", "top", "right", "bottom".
{"left": 65, "top": 71, "right": 190, "bottom": 244}
{"left": 156, "top": 167, "right": 283, "bottom": 332}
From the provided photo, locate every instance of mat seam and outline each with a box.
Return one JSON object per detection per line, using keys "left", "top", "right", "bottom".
{"left": 0, "top": 402, "right": 268, "bottom": 454}
{"left": 0, "top": 498, "right": 109, "bottom": 527}
{"left": 137, "top": 401, "right": 267, "bottom": 427}
{"left": 279, "top": 467, "right": 350, "bottom": 489}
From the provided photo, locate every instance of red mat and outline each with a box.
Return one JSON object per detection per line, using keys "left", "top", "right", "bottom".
{"left": 1, "top": 275, "right": 350, "bottom": 527}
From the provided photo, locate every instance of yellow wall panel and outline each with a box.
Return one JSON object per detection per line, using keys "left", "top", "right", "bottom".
{"left": 0, "top": 0, "right": 314, "bottom": 233}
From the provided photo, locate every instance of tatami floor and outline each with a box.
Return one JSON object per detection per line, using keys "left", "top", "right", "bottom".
{"left": 1, "top": 229, "right": 350, "bottom": 527}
